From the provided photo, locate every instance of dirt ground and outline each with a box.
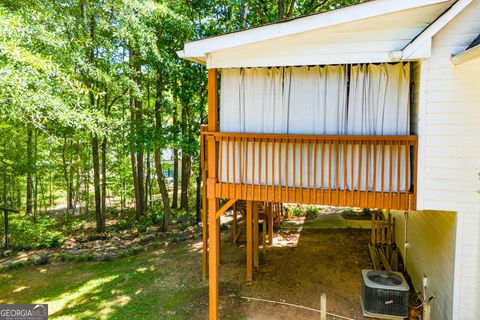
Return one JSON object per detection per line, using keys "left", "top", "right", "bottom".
{"left": 191, "top": 225, "right": 374, "bottom": 319}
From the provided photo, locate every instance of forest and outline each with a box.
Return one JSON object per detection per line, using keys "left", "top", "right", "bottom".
{"left": 0, "top": 0, "right": 359, "bottom": 249}
{"left": 0, "top": 0, "right": 361, "bottom": 249}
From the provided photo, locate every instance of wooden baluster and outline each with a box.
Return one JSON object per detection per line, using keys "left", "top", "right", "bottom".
{"left": 286, "top": 140, "right": 289, "bottom": 202}
{"left": 357, "top": 140, "right": 362, "bottom": 207}
{"left": 405, "top": 140, "right": 410, "bottom": 210}
{"left": 271, "top": 139, "right": 275, "bottom": 202}
{"left": 373, "top": 141, "right": 377, "bottom": 206}
{"left": 321, "top": 142, "right": 325, "bottom": 203}
{"left": 278, "top": 140, "right": 281, "bottom": 202}
{"left": 343, "top": 140, "right": 347, "bottom": 206}
{"left": 251, "top": 139, "right": 255, "bottom": 200}
{"left": 389, "top": 140, "right": 393, "bottom": 209}
{"left": 413, "top": 139, "right": 418, "bottom": 210}
{"left": 381, "top": 142, "right": 385, "bottom": 209}
{"left": 259, "top": 138, "right": 268, "bottom": 199}
{"left": 219, "top": 138, "right": 223, "bottom": 197}
{"left": 397, "top": 140, "right": 401, "bottom": 209}
{"left": 233, "top": 137, "right": 236, "bottom": 199}
{"left": 365, "top": 140, "right": 370, "bottom": 208}
{"left": 257, "top": 140, "right": 261, "bottom": 199}
{"left": 293, "top": 139, "right": 297, "bottom": 203}
{"left": 244, "top": 138, "right": 248, "bottom": 200}
{"left": 335, "top": 140, "right": 339, "bottom": 206}
{"left": 314, "top": 141, "right": 318, "bottom": 204}
{"left": 350, "top": 140, "right": 354, "bottom": 206}
{"left": 307, "top": 140, "right": 311, "bottom": 204}
{"left": 300, "top": 140, "right": 303, "bottom": 203}
{"left": 328, "top": 140, "right": 332, "bottom": 205}
{"left": 226, "top": 137, "right": 230, "bottom": 198}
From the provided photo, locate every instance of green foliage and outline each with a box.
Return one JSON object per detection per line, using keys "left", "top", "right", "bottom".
{"left": 305, "top": 206, "right": 320, "bottom": 220}
{"left": 0, "top": 0, "right": 363, "bottom": 236}
{"left": 2, "top": 215, "right": 65, "bottom": 249}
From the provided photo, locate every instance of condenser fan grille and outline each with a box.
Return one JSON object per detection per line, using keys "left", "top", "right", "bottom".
{"left": 361, "top": 270, "right": 409, "bottom": 318}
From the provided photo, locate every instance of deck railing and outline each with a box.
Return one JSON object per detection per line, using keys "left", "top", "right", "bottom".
{"left": 201, "top": 128, "right": 417, "bottom": 210}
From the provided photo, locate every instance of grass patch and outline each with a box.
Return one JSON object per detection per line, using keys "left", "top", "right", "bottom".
{"left": 0, "top": 243, "right": 207, "bottom": 319}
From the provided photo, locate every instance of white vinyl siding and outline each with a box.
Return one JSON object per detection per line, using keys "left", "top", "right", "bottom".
{"left": 417, "top": 0, "right": 480, "bottom": 318}
{"left": 391, "top": 210, "right": 457, "bottom": 320}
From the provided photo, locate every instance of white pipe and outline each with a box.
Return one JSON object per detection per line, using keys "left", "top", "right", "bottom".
{"left": 404, "top": 211, "right": 408, "bottom": 271}
{"left": 241, "top": 296, "right": 356, "bottom": 320}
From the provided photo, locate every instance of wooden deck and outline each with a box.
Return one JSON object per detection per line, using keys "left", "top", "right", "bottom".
{"left": 202, "top": 130, "right": 418, "bottom": 211}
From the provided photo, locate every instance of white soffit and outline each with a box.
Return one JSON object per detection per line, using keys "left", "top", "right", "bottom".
{"left": 178, "top": 0, "right": 455, "bottom": 66}
{"left": 206, "top": 3, "right": 452, "bottom": 68}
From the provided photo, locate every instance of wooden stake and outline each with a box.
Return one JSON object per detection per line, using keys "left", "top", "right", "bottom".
{"left": 320, "top": 293, "right": 327, "bottom": 320}
{"left": 423, "top": 302, "right": 431, "bottom": 320}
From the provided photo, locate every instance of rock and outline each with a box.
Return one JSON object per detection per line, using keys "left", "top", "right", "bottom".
{"left": 139, "top": 234, "right": 156, "bottom": 244}
{"left": 65, "top": 249, "right": 81, "bottom": 256}
{"left": 27, "top": 254, "right": 51, "bottom": 265}
{"left": 97, "top": 252, "right": 116, "bottom": 261}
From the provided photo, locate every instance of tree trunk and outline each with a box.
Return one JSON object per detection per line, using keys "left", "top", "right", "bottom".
{"left": 92, "top": 135, "right": 105, "bottom": 233}
{"left": 180, "top": 155, "right": 190, "bottom": 211}
{"left": 278, "top": 0, "right": 284, "bottom": 20}
{"left": 171, "top": 114, "right": 179, "bottom": 209}
{"left": 61, "top": 137, "right": 74, "bottom": 211}
{"left": 134, "top": 51, "right": 145, "bottom": 221}
{"left": 180, "top": 102, "right": 190, "bottom": 212}
{"left": 33, "top": 129, "right": 38, "bottom": 221}
{"left": 26, "top": 126, "right": 33, "bottom": 215}
{"left": 154, "top": 70, "right": 172, "bottom": 232}
{"left": 128, "top": 44, "right": 139, "bottom": 219}
{"left": 101, "top": 137, "right": 107, "bottom": 215}
{"left": 195, "top": 169, "right": 201, "bottom": 224}
{"left": 145, "top": 151, "right": 150, "bottom": 207}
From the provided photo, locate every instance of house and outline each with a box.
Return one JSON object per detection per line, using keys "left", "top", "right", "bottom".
{"left": 177, "top": 0, "right": 480, "bottom": 319}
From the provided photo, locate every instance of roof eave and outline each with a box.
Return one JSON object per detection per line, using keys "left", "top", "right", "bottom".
{"left": 451, "top": 45, "right": 480, "bottom": 65}
{"left": 180, "top": 0, "right": 451, "bottom": 61}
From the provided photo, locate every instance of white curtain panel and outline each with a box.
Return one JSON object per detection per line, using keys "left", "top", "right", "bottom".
{"left": 346, "top": 63, "right": 411, "bottom": 192}
{"left": 218, "top": 63, "right": 410, "bottom": 192}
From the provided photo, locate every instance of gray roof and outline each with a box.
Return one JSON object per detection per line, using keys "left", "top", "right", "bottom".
{"left": 466, "top": 34, "right": 480, "bottom": 50}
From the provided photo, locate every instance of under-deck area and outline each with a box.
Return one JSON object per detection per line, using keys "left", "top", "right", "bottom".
{"left": 191, "top": 220, "right": 375, "bottom": 320}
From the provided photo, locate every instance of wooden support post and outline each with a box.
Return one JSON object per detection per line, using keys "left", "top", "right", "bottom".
{"left": 268, "top": 203, "right": 274, "bottom": 244}
{"left": 246, "top": 200, "right": 253, "bottom": 282}
{"left": 320, "top": 293, "right": 327, "bottom": 320}
{"left": 207, "top": 68, "right": 219, "bottom": 320}
{"left": 232, "top": 202, "right": 237, "bottom": 244}
{"left": 208, "top": 198, "right": 219, "bottom": 320}
{"left": 253, "top": 201, "right": 259, "bottom": 268}
{"left": 262, "top": 219, "right": 267, "bottom": 256}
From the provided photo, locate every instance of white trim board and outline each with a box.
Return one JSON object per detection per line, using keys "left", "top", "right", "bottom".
{"left": 451, "top": 44, "right": 480, "bottom": 64}
{"left": 179, "top": 0, "right": 452, "bottom": 63}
